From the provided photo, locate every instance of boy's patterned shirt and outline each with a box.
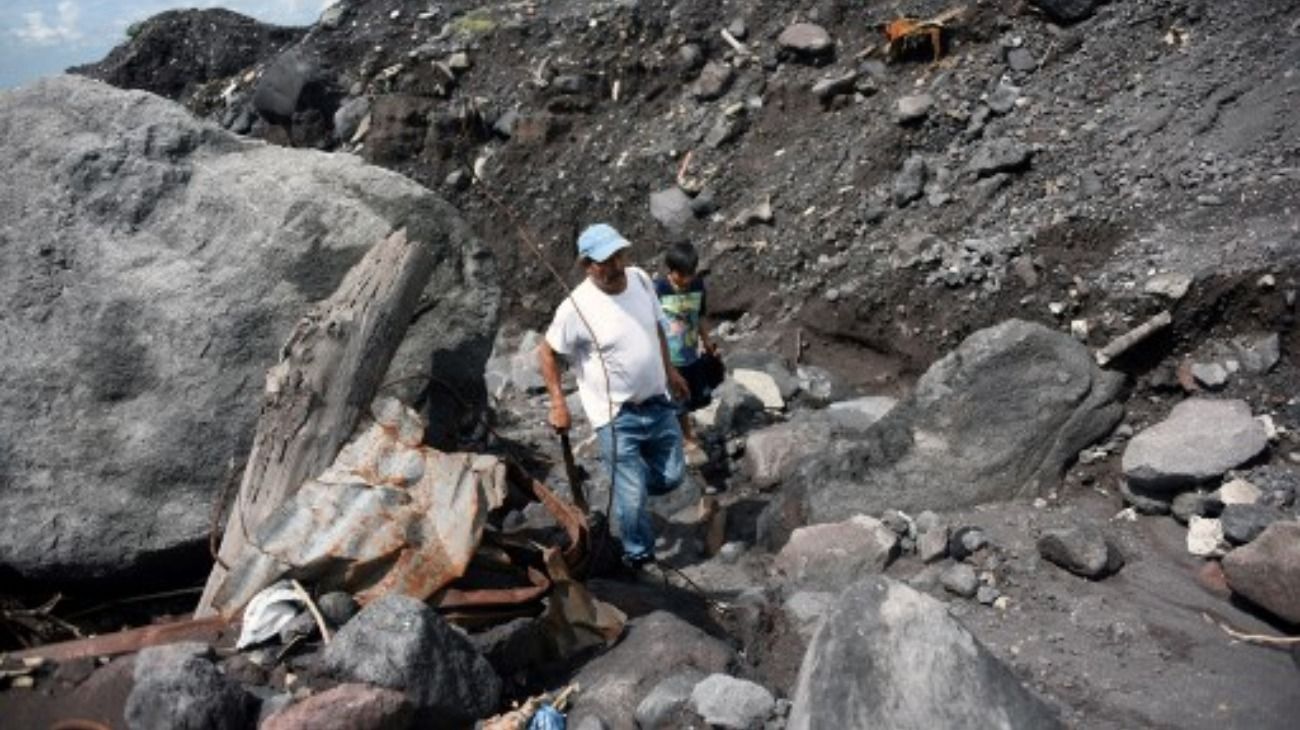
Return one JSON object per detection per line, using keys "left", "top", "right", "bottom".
{"left": 655, "top": 275, "right": 706, "bottom": 366}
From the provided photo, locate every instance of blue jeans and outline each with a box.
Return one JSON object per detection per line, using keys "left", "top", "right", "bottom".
{"left": 596, "top": 395, "right": 685, "bottom": 562}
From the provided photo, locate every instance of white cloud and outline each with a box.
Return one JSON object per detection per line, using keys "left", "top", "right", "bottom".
{"left": 13, "top": 1, "right": 84, "bottom": 46}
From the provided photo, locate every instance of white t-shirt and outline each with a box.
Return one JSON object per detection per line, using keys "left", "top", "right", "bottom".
{"left": 545, "top": 267, "right": 668, "bottom": 428}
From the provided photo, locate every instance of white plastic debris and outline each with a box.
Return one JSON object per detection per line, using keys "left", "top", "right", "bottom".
{"left": 236, "top": 581, "right": 305, "bottom": 649}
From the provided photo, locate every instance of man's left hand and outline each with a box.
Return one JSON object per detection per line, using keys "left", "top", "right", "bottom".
{"left": 669, "top": 369, "right": 690, "bottom": 401}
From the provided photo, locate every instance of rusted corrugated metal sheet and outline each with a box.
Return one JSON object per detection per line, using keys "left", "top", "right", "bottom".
{"left": 207, "top": 398, "right": 507, "bottom": 615}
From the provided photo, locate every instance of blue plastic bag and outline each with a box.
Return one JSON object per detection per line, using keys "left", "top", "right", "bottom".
{"left": 528, "top": 704, "right": 565, "bottom": 730}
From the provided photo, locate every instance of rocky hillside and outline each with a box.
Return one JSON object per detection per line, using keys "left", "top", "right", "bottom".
{"left": 75, "top": 0, "right": 1300, "bottom": 384}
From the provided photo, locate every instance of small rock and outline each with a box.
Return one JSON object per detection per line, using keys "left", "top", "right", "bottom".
{"left": 650, "top": 186, "right": 696, "bottom": 231}
{"left": 1232, "top": 333, "right": 1281, "bottom": 374}
{"left": 1216, "top": 478, "right": 1262, "bottom": 505}
{"left": 719, "top": 541, "right": 746, "bottom": 563}
{"left": 1006, "top": 47, "right": 1037, "bottom": 72}
{"left": 895, "top": 93, "right": 934, "bottom": 124}
{"left": 1171, "top": 491, "right": 1215, "bottom": 524}
{"left": 1190, "top": 362, "right": 1229, "bottom": 390}
{"left": 966, "top": 139, "right": 1033, "bottom": 177}
{"left": 636, "top": 672, "right": 703, "bottom": 730}
{"left": 986, "top": 83, "right": 1020, "bottom": 115}
{"left": 941, "top": 563, "right": 979, "bottom": 598}
{"left": 1220, "top": 503, "right": 1283, "bottom": 545}
{"left": 918, "top": 525, "right": 950, "bottom": 563}
{"left": 976, "top": 585, "right": 1001, "bottom": 605}
{"left": 777, "top": 23, "right": 834, "bottom": 58}
{"left": 893, "top": 154, "right": 928, "bottom": 207}
{"left": 1144, "top": 272, "right": 1193, "bottom": 300}
{"left": 1187, "top": 516, "right": 1230, "bottom": 557}
{"left": 1037, "top": 526, "right": 1123, "bottom": 579}
{"left": 690, "top": 674, "right": 776, "bottom": 730}
{"left": 812, "top": 71, "right": 859, "bottom": 102}
{"left": 948, "top": 526, "right": 987, "bottom": 560}
{"left": 694, "top": 61, "right": 735, "bottom": 101}
{"left": 261, "top": 684, "right": 412, "bottom": 730}
{"left": 1222, "top": 521, "right": 1300, "bottom": 624}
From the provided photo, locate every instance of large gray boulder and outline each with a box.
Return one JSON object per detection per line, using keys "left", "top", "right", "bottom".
{"left": 1222, "top": 521, "right": 1300, "bottom": 624}
{"left": 0, "top": 76, "right": 499, "bottom": 582}
{"left": 788, "top": 576, "right": 1062, "bottom": 729}
{"left": 779, "top": 320, "right": 1123, "bottom": 525}
{"left": 323, "top": 594, "right": 502, "bottom": 724}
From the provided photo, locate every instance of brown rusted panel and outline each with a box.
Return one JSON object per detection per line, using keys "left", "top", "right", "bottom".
{"left": 6, "top": 616, "right": 229, "bottom": 664}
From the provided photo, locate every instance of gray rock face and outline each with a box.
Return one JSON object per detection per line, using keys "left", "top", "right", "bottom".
{"left": 0, "top": 76, "right": 499, "bottom": 582}
{"left": 1222, "top": 521, "right": 1300, "bottom": 624}
{"left": 1122, "top": 399, "right": 1269, "bottom": 494}
{"left": 323, "top": 594, "right": 502, "bottom": 724}
{"left": 126, "top": 643, "right": 255, "bottom": 730}
{"left": 690, "top": 674, "right": 775, "bottom": 729}
{"left": 788, "top": 576, "right": 1062, "bottom": 729}
{"left": 786, "top": 320, "right": 1124, "bottom": 522}
{"left": 826, "top": 396, "right": 897, "bottom": 432}
{"left": 569, "top": 611, "right": 735, "bottom": 730}
{"left": 1037, "top": 525, "right": 1124, "bottom": 579}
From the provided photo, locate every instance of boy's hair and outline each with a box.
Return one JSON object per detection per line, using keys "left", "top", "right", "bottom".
{"left": 664, "top": 242, "right": 699, "bottom": 275}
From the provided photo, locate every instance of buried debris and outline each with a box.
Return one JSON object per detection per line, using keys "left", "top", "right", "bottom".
{"left": 1095, "top": 310, "right": 1173, "bottom": 366}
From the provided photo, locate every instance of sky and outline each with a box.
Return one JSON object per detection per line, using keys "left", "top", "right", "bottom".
{"left": 0, "top": 1, "right": 334, "bottom": 89}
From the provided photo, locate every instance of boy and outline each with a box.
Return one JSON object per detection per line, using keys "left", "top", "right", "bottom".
{"left": 655, "top": 241, "right": 718, "bottom": 466}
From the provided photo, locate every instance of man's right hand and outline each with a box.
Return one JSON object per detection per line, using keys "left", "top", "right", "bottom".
{"left": 548, "top": 400, "right": 572, "bottom": 432}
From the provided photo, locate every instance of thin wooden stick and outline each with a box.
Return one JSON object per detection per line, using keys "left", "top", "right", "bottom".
{"left": 1202, "top": 612, "right": 1300, "bottom": 646}
{"left": 291, "top": 579, "right": 332, "bottom": 645}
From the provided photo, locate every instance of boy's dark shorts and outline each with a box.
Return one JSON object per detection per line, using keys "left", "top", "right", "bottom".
{"left": 676, "top": 358, "right": 716, "bottom": 413}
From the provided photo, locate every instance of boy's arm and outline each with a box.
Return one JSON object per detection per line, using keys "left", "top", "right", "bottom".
{"left": 659, "top": 327, "right": 690, "bottom": 401}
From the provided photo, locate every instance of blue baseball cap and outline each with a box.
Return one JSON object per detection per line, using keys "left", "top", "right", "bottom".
{"left": 577, "top": 223, "right": 631, "bottom": 262}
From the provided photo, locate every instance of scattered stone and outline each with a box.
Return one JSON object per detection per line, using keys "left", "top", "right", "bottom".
{"left": 812, "top": 70, "right": 858, "bottom": 101}
{"left": 732, "top": 368, "right": 785, "bottom": 410}
{"left": 941, "top": 563, "right": 979, "bottom": 598}
{"left": 1220, "top": 503, "right": 1284, "bottom": 545}
{"left": 650, "top": 186, "right": 696, "bottom": 232}
{"left": 677, "top": 43, "right": 705, "bottom": 73}
{"left": 729, "top": 198, "right": 774, "bottom": 229}
{"left": 317, "top": 592, "right": 360, "bottom": 628}
{"left": 1006, "top": 47, "right": 1037, "bottom": 73}
{"left": 1037, "top": 526, "right": 1124, "bottom": 579}
{"left": 333, "top": 96, "right": 370, "bottom": 142}
{"left": 126, "top": 643, "right": 255, "bottom": 730}
{"left": 690, "top": 674, "right": 776, "bottom": 730}
{"left": 879, "top": 510, "right": 914, "bottom": 538}
{"left": 788, "top": 577, "right": 1062, "bottom": 729}
{"left": 893, "top": 154, "right": 928, "bottom": 207}
{"left": 635, "top": 671, "right": 704, "bottom": 730}
{"left": 1120, "top": 480, "right": 1172, "bottom": 515}
{"left": 776, "top": 515, "right": 900, "bottom": 590}
{"left": 446, "top": 52, "right": 471, "bottom": 73}
{"left": 976, "top": 585, "right": 1002, "bottom": 605}
{"left": 986, "top": 83, "right": 1020, "bottom": 115}
{"left": 706, "top": 113, "right": 748, "bottom": 148}
{"left": 323, "top": 594, "right": 501, "bottom": 724}
{"left": 966, "top": 138, "right": 1033, "bottom": 177}
{"left": 261, "top": 684, "right": 412, "bottom": 730}
{"left": 693, "top": 61, "right": 735, "bottom": 101}
{"left": 1222, "top": 521, "right": 1300, "bottom": 624}
{"left": 1196, "top": 560, "right": 1233, "bottom": 599}
{"left": 320, "top": 4, "right": 346, "bottom": 28}
{"left": 1216, "top": 478, "right": 1262, "bottom": 505}
{"left": 1187, "top": 516, "right": 1230, "bottom": 558}
{"left": 948, "top": 526, "right": 988, "bottom": 561}
{"left": 1144, "top": 272, "right": 1194, "bottom": 300}
{"left": 1171, "top": 491, "right": 1215, "bottom": 524}
{"left": 778, "top": 23, "right": 834, "bottom": 59}
{"left": 1232, "top": 333, "right": 1281, "bottom": 374}
{"left": 895, "top": 93, "right": 934, "bottom": 124}
{"left": 918, "top": 524, "right": 950, "bottom": 563}
{"left": 1190, "top": 362, "right": 1230, "bottom": 390}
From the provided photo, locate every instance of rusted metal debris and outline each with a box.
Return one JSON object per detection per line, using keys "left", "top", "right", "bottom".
{"left": 5, "top": 616, "right": 230, "bottom": 665}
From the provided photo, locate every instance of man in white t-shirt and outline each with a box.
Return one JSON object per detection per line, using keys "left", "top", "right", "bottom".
{"left": 538, "top": 223, "right": 690, "bottom": 568}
